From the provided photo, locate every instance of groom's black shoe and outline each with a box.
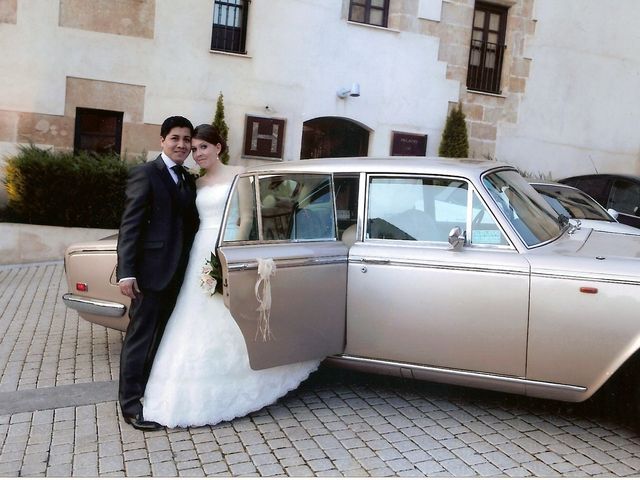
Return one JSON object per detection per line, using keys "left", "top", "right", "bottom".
{"left": 123, "top": 413, "right": 163, "bottom": 431}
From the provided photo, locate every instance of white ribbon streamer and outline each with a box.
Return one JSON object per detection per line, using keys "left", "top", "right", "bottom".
{"left": 255, "top": 258, "right": 276, "bottom": 341}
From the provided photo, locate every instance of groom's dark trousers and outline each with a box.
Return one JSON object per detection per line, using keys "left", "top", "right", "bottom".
{"left": 116, "top": 156, "right": 198, "bottom": 418}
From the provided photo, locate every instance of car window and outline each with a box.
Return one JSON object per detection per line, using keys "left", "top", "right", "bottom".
{"left": 609, "top": 180, "right": 640, "bottom": 216}
{"left": 366, "top": 176, "right": 508, "bottom": 246}
{"left": 484, "top": 170, "right": 562, "bottom": 247}
{"left": 567, "top": 177, "right": 609, "bottom": 204}
{"left": 258, "top": 173, "right": 336, "bottom": 241}
{"left": 222, "top": 175, "right": 258, "bottom": 242}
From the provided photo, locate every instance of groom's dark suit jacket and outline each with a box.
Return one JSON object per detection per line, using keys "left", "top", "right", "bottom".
{"left": 116, "top": 155, "right": 199, "bottom": 418}
{"left": 117, "top": 156, "right": 199, "bottom": 290}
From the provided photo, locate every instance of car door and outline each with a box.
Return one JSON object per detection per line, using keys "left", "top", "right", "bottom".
{"left": 217, "top": 173, "right": 348, "bottom": 370}
{"left": 345, "top": 174, "right": 530, "bottom": 378}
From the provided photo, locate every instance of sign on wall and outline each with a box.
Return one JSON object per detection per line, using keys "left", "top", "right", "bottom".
{"left": 391, "top": 131, "right": 428, "bottom": 156}
{"left": 243, "top": 115, "right": 286, "bottom": 159}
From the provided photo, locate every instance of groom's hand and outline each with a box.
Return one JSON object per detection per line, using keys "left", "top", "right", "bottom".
{"left": 119, "top": 278, "right": 141, "bottom": 299}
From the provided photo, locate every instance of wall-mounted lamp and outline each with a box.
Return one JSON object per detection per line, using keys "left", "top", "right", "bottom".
{"left": 337, "top": 82, "right": 361, "bottom": 99}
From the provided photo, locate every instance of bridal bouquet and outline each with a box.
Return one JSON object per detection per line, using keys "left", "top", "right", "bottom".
{"left": 200, "top": 252, "right": 223, "bottom": 295}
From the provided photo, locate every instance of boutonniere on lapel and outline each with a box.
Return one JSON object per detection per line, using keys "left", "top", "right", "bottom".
{"left": 184, "top": 167, "right": 202, "bottom": 179}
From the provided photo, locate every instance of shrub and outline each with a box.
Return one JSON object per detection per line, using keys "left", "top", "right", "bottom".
{"left": 3, "top": 145, "right": 136, "bottom": 228}
{"left": 439, "top": 104, "right": 469, "bottom": 158}
{"left": 212, "top": 92, "right": 230, "bottom": 165}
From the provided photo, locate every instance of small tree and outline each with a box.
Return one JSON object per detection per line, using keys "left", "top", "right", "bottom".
{"left": 438, "top": 104, "right": 469, "bottom": 158}
{"left": 212, "top": 92, "right": 230, "bottom": 165}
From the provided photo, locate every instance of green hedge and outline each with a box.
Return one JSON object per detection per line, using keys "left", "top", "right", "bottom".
{"left": 3, "top": 145, "right": 138, "bottom": 228}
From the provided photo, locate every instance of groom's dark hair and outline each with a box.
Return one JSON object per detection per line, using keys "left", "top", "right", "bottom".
{"left": 160, "top": 116, "right": 194, "bottom": 139}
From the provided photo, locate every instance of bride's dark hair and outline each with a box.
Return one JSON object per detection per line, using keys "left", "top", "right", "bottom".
{"left": 193, "top": 124, "right": 228, "bottom": 155}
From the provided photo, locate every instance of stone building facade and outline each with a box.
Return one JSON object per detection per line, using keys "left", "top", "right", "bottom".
{"left": 0, "top": 0, "right": 638, "bottom": 201}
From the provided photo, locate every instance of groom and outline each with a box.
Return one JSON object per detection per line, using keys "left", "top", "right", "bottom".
{"left": 116, "top": 116, "right": 199, "bottom": 430}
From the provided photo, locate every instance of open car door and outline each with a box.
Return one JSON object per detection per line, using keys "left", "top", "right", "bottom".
{"left": 218, "top": 173, "right": 348, "bottom": 370}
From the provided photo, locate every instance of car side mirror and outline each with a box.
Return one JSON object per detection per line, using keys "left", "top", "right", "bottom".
{"left": 607, "top": 208, "right": 619, "bottom": 220}
{"left": 448, "top": 227, "right": 466, "bottom": 250}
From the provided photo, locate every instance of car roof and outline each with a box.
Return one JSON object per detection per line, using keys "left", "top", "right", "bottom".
{"left": 244, "top": 157, "right": 515, "bottom": 178}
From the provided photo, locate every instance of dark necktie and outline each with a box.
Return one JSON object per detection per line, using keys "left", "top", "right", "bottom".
{"left": 171, "top": 165, "right": 189, "bottom": 204}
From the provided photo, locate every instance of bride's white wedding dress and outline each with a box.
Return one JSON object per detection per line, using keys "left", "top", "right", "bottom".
{"left": 143, "top": 181, "right": 321, "bottom": 428}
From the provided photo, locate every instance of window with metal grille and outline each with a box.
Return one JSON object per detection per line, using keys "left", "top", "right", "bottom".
{"left": 74, "top": 108, "right": 123, "bottom": 155}
{"left": 467, "top": 2, "right": 508, "bottom": 94}
{"left": 348, "top": 0, "right": 389, "bottom": 27}
{"left": 211, "top": 0, "right": 249, "bottom": 53}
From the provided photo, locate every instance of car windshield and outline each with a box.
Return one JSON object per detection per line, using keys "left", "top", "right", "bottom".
{"left": 483, "top": 170, "right": 563, "bottom": 247}
{"left": 532, "top": 184, "right": 614, "bottom": 221}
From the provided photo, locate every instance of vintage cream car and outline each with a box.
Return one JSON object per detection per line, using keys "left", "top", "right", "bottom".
{"left": 63, "top": 157, "right": 640, "bottom": 410}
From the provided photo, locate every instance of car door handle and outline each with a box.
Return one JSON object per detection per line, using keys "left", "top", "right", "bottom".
{"left": 361, "top": 258, "right": 390, "bottom": 264}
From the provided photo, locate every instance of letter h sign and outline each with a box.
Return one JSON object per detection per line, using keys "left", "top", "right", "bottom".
{"left": 243, "top": 115, "right": 286, "bottom": 159}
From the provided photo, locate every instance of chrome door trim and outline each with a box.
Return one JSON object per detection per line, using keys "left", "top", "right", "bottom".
{"left": 350, "top": 257, "right": 529, "bottom": 276}
{"left": 227, "top": 255, "right": 348, "bottom": 272}
{"left": 532, "top": 271, "right": 640, "bottom": 286}
{"left": 333, "top": 354, "right": 587, "bottom": 393}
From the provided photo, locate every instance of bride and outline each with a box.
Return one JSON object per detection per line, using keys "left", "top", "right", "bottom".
{"left": 142, "top": 124, "right": 321, "bottom": 428}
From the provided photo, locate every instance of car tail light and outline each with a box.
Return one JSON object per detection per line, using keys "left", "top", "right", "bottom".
{"left": 76, "top": 282, "right": 88, "bottom": 292}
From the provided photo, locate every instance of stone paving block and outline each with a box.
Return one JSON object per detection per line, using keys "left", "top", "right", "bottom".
{"left": 580, "top": 462, "right": 610, "bottom": 475}
{"left": 202, "top": 461, "right": 229, "bottom": 475}
{"left": 251, "top": 452, "right": 278, "bottom": 466}
{"left": 307, "top": 457, "right": 334, "bottom": 472}
{"left": 151, "top": 460, "right": 178, "bottom": 476}
{"left": 285, "top": 464, "right": 315, "bottom": 476}
{"left": 565, "top": 452, "right": 594, "bottom": 467}
{"left": 178, "top": 466, "right": 206, "bottom": 476}
{"left": 46, "top": 463, "right": 72, "bottom": 476}
{"left": 273, "top": 446, "right": 298, "bottom": 460}
{"left": 300, "top": 447, "right": 326, "bottom": 461}
{"left": 123, "top": 448, "right": 147, "bottom": 461}
{"left": 99, "top": 455, "right": 124, "bottom": 474}
{"left": 280, "top": 454, "right": 305, "bottom": 467}
{"left": 149, "top": 449, "right": 173, "bottom": 464}
{"left": 579, "top": 446, "right": 616, "bottom": 464}
{"left": 176, "top": 459, "right": 200, "bottom": 470}
{"left": 606, "top": 462, "right": 636, "bottom": 476}
{"left": 125, "top": 458, "right": 151, "bottom": 476}
{"left": 522, "top": 459, "right": 560, "bottom": 476}
{"left": 225, "top": 451, "right": 250, "bottom": 465}
{"left": 415, "top": 459, "right": 446, "bottom": 475}
{"left": 241, "top": 442, "right": 266, "bottom": 455}
{"left": 293, "top": 438, "right": 318, "bottom": 451}
{"left": 220, "top": 441, "right": 244, "bottom": 454}
{"left": 340, "top": 437, "right": 365, "bottom": 449}
{"left": 257, "top": 462, "right": 285, "bottom": 476}
{"left": 356, "top": 454, "right": 386, "bottom": 471}
{"left": 174, "top": 449, "right": 198, "bottom": 462}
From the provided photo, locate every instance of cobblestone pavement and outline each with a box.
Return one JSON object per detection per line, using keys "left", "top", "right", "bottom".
{"left": 1, "top": 262, "right": 640, "bottom": 477}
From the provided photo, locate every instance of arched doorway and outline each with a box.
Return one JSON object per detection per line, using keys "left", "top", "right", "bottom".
{"left": 300, "top": 117, "right": 369, "bottom": 159}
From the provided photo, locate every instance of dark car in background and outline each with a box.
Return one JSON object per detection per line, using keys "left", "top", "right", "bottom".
{"left": 558, "top": 174, "right": 640, "bottom": 228}
{"left": 530, "top": 181, "right": 640, "bottom": 235}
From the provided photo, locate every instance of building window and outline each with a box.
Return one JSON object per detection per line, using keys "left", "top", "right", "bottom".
{"left": 211, "top": 0, "right": 249, "bottom": 53}
{"left": 74, "top": 108, "right": 123, "bottom": 155}
{"left": 467, "top": 2, "right": 508, "bottom": 94}
{"left": 348, "top": 0, "right": 389, "bottom": 27}
{"left": 301, "top": 117, "right": 369, "bottom": 159}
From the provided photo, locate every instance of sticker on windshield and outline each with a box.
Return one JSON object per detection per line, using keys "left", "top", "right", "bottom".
{"left": 472, "top": 230, "right": 504, "bottom": 244}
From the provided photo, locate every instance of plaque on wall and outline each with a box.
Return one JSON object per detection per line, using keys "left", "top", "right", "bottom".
{"left": 391, "top": 131, "right": 427, "bottom": 156}
{"left": 243, "top": 115, "right": 286, "bottom": 159}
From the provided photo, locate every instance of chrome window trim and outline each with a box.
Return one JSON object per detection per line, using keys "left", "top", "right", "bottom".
{"left": 363, "top": 173, "right": 516, "bottom": 250}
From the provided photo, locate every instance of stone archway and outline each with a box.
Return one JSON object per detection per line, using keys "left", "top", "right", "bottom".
{"left": 300, "top": 117, "right": 369, "bottom": 159}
